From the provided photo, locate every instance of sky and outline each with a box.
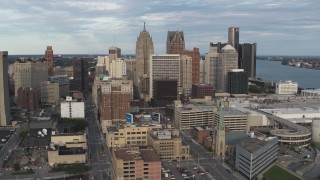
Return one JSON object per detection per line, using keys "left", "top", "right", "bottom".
{"left": 0, "top": 0, "right": 319, "bottom": 56}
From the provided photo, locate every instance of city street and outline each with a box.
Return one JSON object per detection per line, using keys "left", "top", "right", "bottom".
{"left": 85, "top": 94, "right": 113, "bottom": 180}
{"left": 180, "top": 131, "right": 238, "bottom": 180}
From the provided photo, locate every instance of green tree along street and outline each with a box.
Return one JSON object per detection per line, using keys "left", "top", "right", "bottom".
{"left": 59, "top": 118, "right": 88, "bottom": 132}
{"left": 19, "top": 130, "right": 28, "bottom": 139}
{"left": 13, "top": 163, "right": 20, "bottom": 171}
{"left": 50, "top": 164, "right": 91, "bottom": 175}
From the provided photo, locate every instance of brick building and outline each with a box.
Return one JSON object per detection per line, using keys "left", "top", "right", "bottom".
{"left": 17, "top": 87, "right": 39, "bottom": 111}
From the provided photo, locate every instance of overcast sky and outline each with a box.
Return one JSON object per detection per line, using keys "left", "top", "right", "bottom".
{"left": 0, "top": 0, "right": 319, "bottom": 56}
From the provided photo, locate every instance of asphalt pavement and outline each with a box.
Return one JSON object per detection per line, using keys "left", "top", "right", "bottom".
{"left": 86, "top": 94, "right": 113, "bottom": 180}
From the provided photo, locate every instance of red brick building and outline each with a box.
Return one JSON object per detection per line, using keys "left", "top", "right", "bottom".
{"left": 192, "top": 84, "right": 214, "bottom": 98}
{"left": 17, "top": 87, "right": 39, "bottom": 111}
{"left": 192, "top": 126, "right": 211, "bottom": 144}
{"left": 167, "top": 31, "right": 200, "bottom": 84}
{"left": 100, "top": 79, "right": 133, "bottom": 129}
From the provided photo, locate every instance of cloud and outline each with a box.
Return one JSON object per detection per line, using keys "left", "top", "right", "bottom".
{"left": 0, "top": 0, "right": 319, "bottom": 55}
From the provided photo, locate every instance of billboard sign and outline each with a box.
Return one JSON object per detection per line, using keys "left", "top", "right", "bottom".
{"left": 126, "top": 113, "right": 133, "bottom": 124}
{"left": 151, "top": 112, "right": 160, "bottom": 122}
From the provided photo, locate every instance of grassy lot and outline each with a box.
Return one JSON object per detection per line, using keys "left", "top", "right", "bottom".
{"left": 263, "top": 165, "right": 301, "bottom": 180}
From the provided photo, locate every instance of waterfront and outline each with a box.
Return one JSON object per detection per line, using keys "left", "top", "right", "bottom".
{"left": 257, "top": 60, "right": 320, "bottom": 89}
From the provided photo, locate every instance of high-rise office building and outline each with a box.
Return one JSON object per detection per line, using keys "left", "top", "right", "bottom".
{"left": 45, "top": 46, "right": 54, "bottom": 77}
{"left": 109, "top": 46, "right": 121, "bottom": 61}
{"left": 167, "top": 31, "right": 200, "bottom": 84}
{"left": 228, "top": 27, "right": 239, "bottom": 52}
{"left": 217, "top": 45, "right": 238, "bottom": 92}
{"left": 71, "top": 58, "right": 90, "bottom": 92}
{"left": 167, "top": 31, "right": 185, "bottom": 54}
{"left": 100, "top": 79, "right": 133, "bottom": 129}
{"left": 180, "top": 55, "right": 193, "bottom": 97}
{"left": 13, "top": 58, "right": 48, "bottom": 97}
{"left": 134, "top": 23, "right": 154, "bottom": 100}
{"left": 204, "top": 44, "right": 238, "bottom": 92}
{"left": 240, "top": 43, "right": 257, "bottom": 78}
{"left": 228, "top": 69, "right": 248, "bottom": 94}
{"left": 0, "top": 51, "right": 12, "bottom": 126}
{"left": 17, "top": 87, "right": 39, "bottom": 111}
{"left": 149, "top": 54, "right": 180, "bottom": 100}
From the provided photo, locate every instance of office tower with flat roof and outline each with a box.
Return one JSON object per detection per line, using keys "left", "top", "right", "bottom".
{"left": 167, "top": 31, "right": 185, "bottom": 54}
{"left": 149, "top": 54, "right": 181, "bottom": 101}
{"left": 17, "top": 87, "right": 39, "bottom": 111}
{"left": 71, "top": 58, "right": 90, "bottom": 92}
{"left": 45, "top": 46, "right": 54, "bottom": 76}
{"left": 13, "top": 58, "right": 48, "bottom": 97}
{"left": 228, "top": 27, "right": 239, "bottom": 51}
{"left": 240, "top": 43, "right": 257, "bottom": 78}
{"left": 180, "top": 55, "right": 193, "bottom": 97}
{"left": 228, "top": 69, "right": 248, "bottom": 94}
{"left": 134, "top": 23, "right": 154, "bottom": 100}
{"left": 100, "top": 79, "right": 133, "bottom": 129}
{"left": 0, "top": 51, "right": 11, "bottom": 126}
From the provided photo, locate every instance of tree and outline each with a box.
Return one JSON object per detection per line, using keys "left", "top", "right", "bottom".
{"left": 19, "top": 130, "right": 28, "bottom": 139}
{"left": 13, "top": 163, "right": 20, "bottom": 171}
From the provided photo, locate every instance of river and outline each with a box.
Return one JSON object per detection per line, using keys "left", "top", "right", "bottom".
{"left": 256, "top": 60, "right": 320, "bottom": 89}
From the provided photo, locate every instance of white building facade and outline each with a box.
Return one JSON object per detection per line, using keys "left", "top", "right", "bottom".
{"left": 61, "top": 96, "right": 85, "bottom": 119}
{"left": 275, "top": 80, "right": 298, "bottom": 95}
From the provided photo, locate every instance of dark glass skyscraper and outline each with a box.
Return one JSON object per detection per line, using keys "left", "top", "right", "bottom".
{"left": 228, "top": 69, "right": 248, "bottom": 94}
{"left": 240, "top": 43, "right": 257, "bottom": 78}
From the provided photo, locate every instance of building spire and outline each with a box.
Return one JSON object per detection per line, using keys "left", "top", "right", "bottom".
{"left": 218, "top": 104, "right": 225, "bottom": 131}
{"left": 143, "top": 22, "right": 146, "bottom": 32}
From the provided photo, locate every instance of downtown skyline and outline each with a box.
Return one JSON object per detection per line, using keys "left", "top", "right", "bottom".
{"left": 0, "top": 0, "right": 319, "bottom": 56}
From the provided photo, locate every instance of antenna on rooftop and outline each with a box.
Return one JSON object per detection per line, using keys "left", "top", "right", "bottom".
{"left": 143, "top": 22, "right": 146, "bottom": 31}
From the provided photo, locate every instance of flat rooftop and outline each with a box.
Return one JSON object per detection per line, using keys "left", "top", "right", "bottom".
{"left": 239, "top": 138, "right": 269, "bottom": 153}
{"left": 114, "top": 148, "right": 160, "bottom": 162}
{"left": 260, "top": 107, "right": 320, "bottom": 116}
{"left": 222, "top": 108, "right": 247, "bottom": 116}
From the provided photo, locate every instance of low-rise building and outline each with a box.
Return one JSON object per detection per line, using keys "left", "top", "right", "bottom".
{"left": 301, "top": 89, "right": 320, "bottom": 97}
{"left": 112, "top": 146, "right": 161, "bottom": 180}
{"left": 105, "top": 124, "right": 161, "bottom": 148}
{"left": 235, "top": 137, "right": 278, "bottom": 179}
{"left": 174, "top": 100, "right": 215, "bottom": 130}
{"left": 275, "top": 80, "right": 298, "bottom": 95}
{"left": 147, "top": 129, "right": 190, "bottom": 160}
{"left": 192, "top": 126, "right": 211, "bottom": 144}
{"left": 213, "top": 107, "right": 248, "bottom": 131}
{"left": 48, "top": 131, "right": 87, "bottom": 166}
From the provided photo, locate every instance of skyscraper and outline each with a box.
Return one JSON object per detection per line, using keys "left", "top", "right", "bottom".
{"left": 228, "top": 69, "right": 248, "bottom": 94}
{"left": 167, "top": 30, "right": 201, "bottom": 84}
{"left": 100, "top": 79, "right": 133, "bottom": 131}
{"left": 45, "top": 46, "right": 54, "bottom": 76}
{"left": 134, "top": 23, "right": 154, "bottom": 100}
{"left": 205, "top": 44, "right": 238, "bottom": 92}
{"left": 240, "top": 43, "right": 257, "bottom": 78}
{"left": 167, "top": 31, "right": 185, "bottom": 54}
{"left": 217, "top": 45, "right": 238, "bottom": 92}
{"left": 13, "top": 58, "right": 48, "bottom": 97}
{"left": 150, "top": 54, "right": 180, "bottom": 101}
{"left": 228, "top": 27, "right": 239, "bottom": 52}
{"left": 0, "top": 51, "right": 11, "bottom": 126}
{"left": 109, "top": 46, "right": 121, "bottom": 61}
